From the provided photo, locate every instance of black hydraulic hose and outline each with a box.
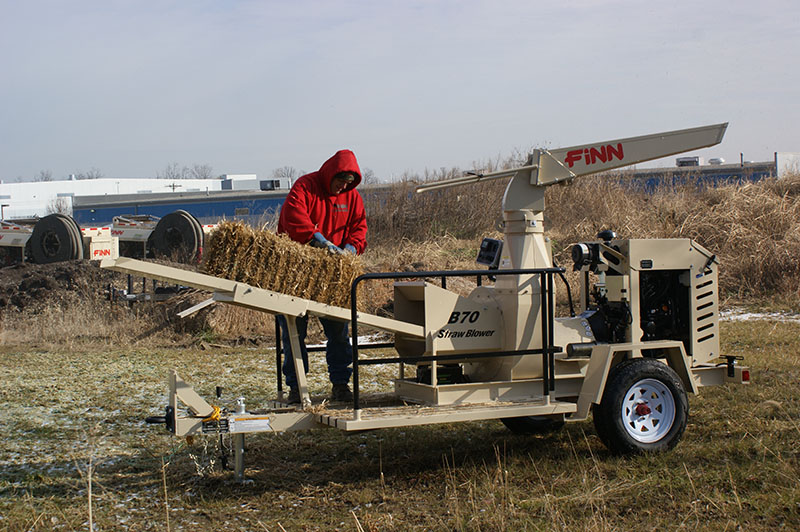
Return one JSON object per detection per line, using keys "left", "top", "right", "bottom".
{"left": 552, "top": 260, "right": 575, "bottom": 317}
{"left": 557, "top": 271, "right": 575, "bottom": 317}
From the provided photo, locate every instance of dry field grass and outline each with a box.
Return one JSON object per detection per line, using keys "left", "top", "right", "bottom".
{"left": 1, "top": 172, "right": 800, "bottom": 530}
{"left": 0, "top": 320, "right": 798, "bottom": 530}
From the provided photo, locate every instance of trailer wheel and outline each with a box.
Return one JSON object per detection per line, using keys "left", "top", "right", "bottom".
{"left": 56, "top": 214, "right": 84, "bottom": 260}
{"left": 30, "top": 214, "right": 83, "bottom": 263}
{"left": 501, "top": 415, "right": 565, "bottom": 434}
{"left": 173, "top": 210, "right": 203, "bottom": 259}
{"left": 593, "top": 358, "right": 688, "bottom": 454}
{"left": 149, "top": 210, "right": 202, "bottom": 262}
{"left": 185, "top": 210, "right": 204, "bottom": 258}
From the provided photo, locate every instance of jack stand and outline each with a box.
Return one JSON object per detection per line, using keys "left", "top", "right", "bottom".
{"left": 233, "top": 433, "right": 245, "bottom": 482}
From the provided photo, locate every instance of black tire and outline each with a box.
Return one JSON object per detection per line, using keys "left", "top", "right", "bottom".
{"left": 149, "top": 210, "right": 202, "bottom": 262}
{"left": 501, "top": 415, "right": 565, "bottom": 434}
{"left": 593, "top": 358, "right": 688, "bottom": 455}
{"left": 187, "top": 211, "right": 204, "bottom": 259}
{"left": 54, "top": 214, "right": 84, "bottom": 260}
{"left": 30, "top": 214, "right": 82, "bottom": 263}
{"left": 176, "top": 210, "right": 203, "bottom": 258}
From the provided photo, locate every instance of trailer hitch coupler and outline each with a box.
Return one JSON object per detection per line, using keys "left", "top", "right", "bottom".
{"left": 145, "top": 405, "right": 175, "bottom": 433}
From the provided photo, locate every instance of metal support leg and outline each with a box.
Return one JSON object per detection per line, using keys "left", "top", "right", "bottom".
{"left": 233, "top": 433, "right": 245, "bottom": 482}
{"left": 430, "top": 349, "right": 438, "bottom": 388}
{"left": 275, "top": 316, "right": 283, "bottom": 399}
{"left": 285, "top": 315, "right": 311, "bottom": 407}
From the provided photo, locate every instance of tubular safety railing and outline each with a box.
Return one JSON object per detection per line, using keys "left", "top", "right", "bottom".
{"left": 349, "top": 267, "right": 564, "bottom": 411}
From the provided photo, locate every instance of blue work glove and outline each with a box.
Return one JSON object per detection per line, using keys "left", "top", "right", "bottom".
{"left": 310, "top": 232, "right": 344, "bottom": 254}
{"left": 343, "top": 243, "right": 357, "bottom": 254}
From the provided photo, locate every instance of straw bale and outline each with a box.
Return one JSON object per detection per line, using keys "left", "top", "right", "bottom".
{"left": 202, "top": 221, "right": 363, "bottom": 307}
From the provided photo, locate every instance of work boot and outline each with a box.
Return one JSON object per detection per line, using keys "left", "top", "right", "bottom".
{"left": 331, "top": 383, "right": 353, "bottom": 402}
{"left": 286, "top": 387, "right": 300, "bottom": 405}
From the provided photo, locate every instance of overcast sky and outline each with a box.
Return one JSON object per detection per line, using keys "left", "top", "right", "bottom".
{"left": 1, "top": 0, "right": 798, "bottom": 182}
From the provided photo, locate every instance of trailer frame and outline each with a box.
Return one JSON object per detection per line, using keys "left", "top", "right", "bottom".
{"left": 102, "top": 256, "right": 741, "bottom": 482}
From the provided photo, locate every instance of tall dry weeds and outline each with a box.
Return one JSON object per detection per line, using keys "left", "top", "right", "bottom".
{"left": 546, "top": 174, "right": 800, "bottom": 298}
{"left": 365, "top": 178, "right": 507, "bottom": 245}
{"left": 369, "top": 170, "right": 800, "bottom": 301}
{"left": 5, "top": 168, "right": 798, "bottom": 347}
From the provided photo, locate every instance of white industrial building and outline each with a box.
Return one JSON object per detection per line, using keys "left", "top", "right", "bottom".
{"left": 0, "top": 174, "right": 290, "bottom": 219}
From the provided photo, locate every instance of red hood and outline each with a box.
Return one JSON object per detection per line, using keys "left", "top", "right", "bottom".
{"left": 317, "top": 149, "right": 362, "bottom": 195}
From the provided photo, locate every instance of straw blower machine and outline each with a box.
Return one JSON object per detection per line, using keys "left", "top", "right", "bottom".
{"left": 102, "top": 122, "right": 749, "bottom": 480}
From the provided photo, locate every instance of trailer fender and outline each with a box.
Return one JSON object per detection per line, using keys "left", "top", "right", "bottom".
{"left": 662, "top": 343, "right": 698, "bottom": 396}
{"left": 576, "top": 344, "right": 618, "bottom": 420}
{"left": 575, "top": 341, "right": 697, "bottom": 420}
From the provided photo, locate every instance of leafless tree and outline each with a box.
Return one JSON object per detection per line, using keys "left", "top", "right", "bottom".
{"left": 159, "top": 163, "right": 216, "bottom": 179}
{"left": 47, "top": 197, "right": 70, "bottom": 214}
{"left": 74, "top": 168, "right": 104, "bottom": 180}
{"left": 35, "top": 170, "right": 53, "bottom": 182}
{"left": 361, "top": 167, "right": 377, "bottom": 185}
{"left": 272, "top": 166, "right": 298, "bottom": 182}
{"left": 158, "top": 163, "right": 186, "bottom": 180}
{"left": 190, "top": 164, "right": 215, "bottom": 179}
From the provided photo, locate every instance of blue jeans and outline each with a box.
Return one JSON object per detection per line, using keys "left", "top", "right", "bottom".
{"left": 277, "top": 315, "right": 353, "bottom": 388}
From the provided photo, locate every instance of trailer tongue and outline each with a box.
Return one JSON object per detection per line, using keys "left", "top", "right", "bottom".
{"left": 103, "top": 123, "right": 749, "bottom": 481}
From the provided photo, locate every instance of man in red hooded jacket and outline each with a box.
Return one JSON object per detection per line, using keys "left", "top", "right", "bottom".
{"left": 277, "top": 149, "right": 367, "bottom": 403}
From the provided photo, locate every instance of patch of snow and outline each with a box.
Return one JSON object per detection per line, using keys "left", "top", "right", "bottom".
{"left": 719, "top": 308, "right": 800, "bottom": 323}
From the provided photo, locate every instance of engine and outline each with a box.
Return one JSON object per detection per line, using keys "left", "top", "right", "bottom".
{"left": 572, "top": 232, "right": 720, "bottom": 364}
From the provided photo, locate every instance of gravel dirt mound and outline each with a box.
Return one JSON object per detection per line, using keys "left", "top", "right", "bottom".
{"left": 0, "top": 260, "right": 117, "bottom": 313}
